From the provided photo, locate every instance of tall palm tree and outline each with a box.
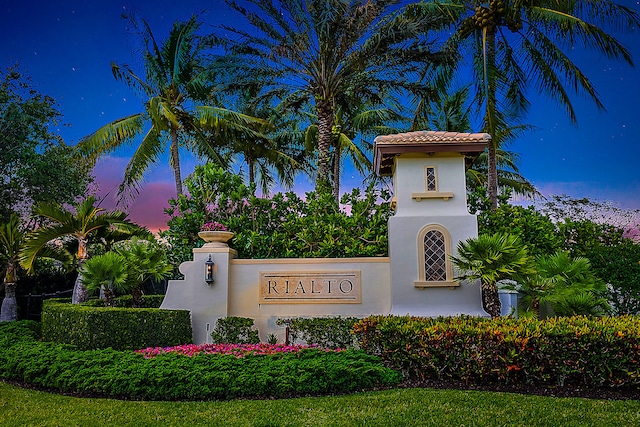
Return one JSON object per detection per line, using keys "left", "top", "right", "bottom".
{"left": 306, "top": 102, "right": 404, "bottom": 200}
{"left": 19, "top": 196, "right": 134, "bottom": 304}
{"left": 0, "top": 215, "right": 25, "bottom": 321}
{"left": 78, "top": 16, "right": 265, "bottom": 203}
{"left": 411, "top": 83, "right": 537, "bottom": 198}
{"left": 217, "top": 0, "right": 450, "bottom": 196}
{"left": 450, "top": 233, "right": 533, "bottom": 317}
{"left": 223, "top": 83, "right": 309, "bottom": 195}
{"left": 410, "top": 0, "right": 640, "bottom": 208}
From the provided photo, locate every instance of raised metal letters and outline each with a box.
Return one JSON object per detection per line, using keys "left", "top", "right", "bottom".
{"left": 259, "top": 271, "right": 361, "bottom": 304}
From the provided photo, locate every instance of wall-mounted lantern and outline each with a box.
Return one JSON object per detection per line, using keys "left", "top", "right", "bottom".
{"left": 204, "top": 255, "right": 215, "bottom": 285}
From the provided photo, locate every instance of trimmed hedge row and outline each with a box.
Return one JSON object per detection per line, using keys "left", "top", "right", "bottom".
{"left": 0, "top": 321, "right": 401, "bottom": 400}
{"left": 353, "top": 315, "right": 640, "bottom": 389}
{"left": 82, "top": 294, "right": 166, "bottom": 308}
{"left": 41, "top": 300, "right": 192, "bottom": 350}
{"left": 276, "top": 316, "right": 360, "bottom": 349}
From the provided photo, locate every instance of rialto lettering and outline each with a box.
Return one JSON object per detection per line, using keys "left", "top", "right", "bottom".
{"left": 259, "top": 271, "right": 362, "bottom": 304}
{"left": 266, "top": 279, "right": 354, "bottom": 295}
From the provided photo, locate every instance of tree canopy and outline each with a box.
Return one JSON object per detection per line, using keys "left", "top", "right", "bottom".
{"left": 0, "top": 66, "right": 92, "bottom": 221}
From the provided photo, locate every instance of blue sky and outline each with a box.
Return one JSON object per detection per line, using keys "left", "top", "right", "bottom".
{"left": 2, "top": 0, "right": 640, "bottom": 231}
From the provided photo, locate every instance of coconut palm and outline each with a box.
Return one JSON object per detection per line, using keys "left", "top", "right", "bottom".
{"left": 0, "top": 215, "right": 25, "bottom": 321}
{"left": 450, "top": 233, "right": 533, "bottom": 317}
{"left": 305, "top": 100, "right": 405, "bottom": 201}
{"left": 410, "top": 0, "right": 640, "bottom": 208}
{"left": 411, "top": 84, "right": 537, "bottom": 198}
{"left": 78, "top": 16, "right": 266, "bottom": 203}
{"left": 19, "top": 196, "right": 134, "bottom": 304}
{"left": 223, "top": 83, "right": 309, "bottom": 195}
{"left": 217, "top": 0, "right": 450, "bottom": 196}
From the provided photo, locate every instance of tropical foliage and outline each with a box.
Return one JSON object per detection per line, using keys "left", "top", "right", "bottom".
{"left": 216, "top": 0, "right": 450, "bottom": 196}
{"left": 161, "top": 164, "right": 392, "bottom": 269}
{"left": 409, "top": 0, "right": 640, "bottom": 207}
{"left": 507, "top": 251, "right": 609, "bottom": 318}
{"left": 19, "top": 196, "right": 137, "bottom": 304}
{"left": 450, "top": 233, "right": 533, "bottom": 317}
{"left": 0, "top": 215, "right": 25, "bottom": 321}
{"left": 81, "top": 237, "right": 171, "bottom": 307}
{"left": 0, "top": 66, "right": 91, "bottom": 221}
{"left": 77, "top": 16, "right": 265, "bottom": 203}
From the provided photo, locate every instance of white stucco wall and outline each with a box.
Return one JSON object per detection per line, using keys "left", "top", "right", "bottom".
{"left": 161, "top": 253, "right": 391, "bottom": 344}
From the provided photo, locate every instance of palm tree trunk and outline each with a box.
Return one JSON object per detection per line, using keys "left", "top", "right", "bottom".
{"left": 532, "top": 298, "right": 540, "bottom": 319}
{"left": 132, "top": 285, "right": 144, "bottom": 308}
{"left": 170, "top": 127, "right": 183, "bottom": 197}
{"left": 482, "top": 284, "right": 502, "bottom": 318}
{"left": 247, "top": 154, "right": 255, "bottom": 186}
{"left": 72, "top": 259, "right": 89, "bottom": 304}
{"left": 333, "top": 146, "right": 341, "bottom": 204}
{"left": 484, "top": 29, "right": 499, "bottom": 209}
{"left": 316, "top": 99, "right": 334, "bottom": 193}
{"left": 72, "top": 238, "right": 90, "bottom": 304}
{"left": 0, "top": 282, "right": 17, "bottom": 321}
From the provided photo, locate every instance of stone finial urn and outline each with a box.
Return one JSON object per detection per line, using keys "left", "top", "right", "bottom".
{"left": 198, "top": 231, "right": 234, "bottom": 248}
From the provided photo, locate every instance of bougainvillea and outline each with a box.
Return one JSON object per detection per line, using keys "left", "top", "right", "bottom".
{"left": 135, "top": 342, "right": 342, "bottom": 358}
{"left": 200, "top": 221, "right": 227, "bottom": 232}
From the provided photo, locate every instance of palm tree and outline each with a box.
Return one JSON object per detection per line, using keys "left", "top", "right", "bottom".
{"left": 410, "top": 0, "right": 640, "bottom": 208}
{"left": 306, "top": 102, "right": 404, "bottom": 201}
{"left": 510, "top": 251, "right": 609, "bottom": 318}
{"left": 411, "top": 84, "right": 537, "bottom": 198}
{"left": 19, "top": 196, "right": 133, "bottom": 304}
{"left": 217, "top": 0, "right": 450, "bottom": 196}
{"left": 81, "top": 252, "right": 128, "bottom": 307}
{"left": 78, "top": 16, "right": 265, "bottom": 203}
{"left": 450, "top": 233, "right": 532, "bottom": 317}
{"left": 0, "top": 215, "right": 25, "bottom": 321}
{"left": 223, "top": 83, "right": 309, "bottom": 195}
{"left": 82, "top": 238, "right": 172, "bottom": 307}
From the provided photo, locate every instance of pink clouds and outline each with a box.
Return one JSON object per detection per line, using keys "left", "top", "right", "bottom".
{"left": 92, "top": 157, "right": 176, "bottom": 233}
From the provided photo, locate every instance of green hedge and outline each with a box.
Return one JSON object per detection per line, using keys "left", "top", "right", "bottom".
{"left": 353, "top": 315, "right": 640, "bottom": 389}
{"left": 81, "top": 294, "right": 166, "bottom": 308}
{"left": 276, "top": 316, "right": 360, "bottom": 349}
{"left": 0, "top": 321, "right": 401, "bottom": 400}
{"left": 41, "top": 300, "right": 192, "bottom": 350}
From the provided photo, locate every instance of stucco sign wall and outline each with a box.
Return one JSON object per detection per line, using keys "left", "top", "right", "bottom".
{"left": 259, "top": 271, "right": 361, "bottom": 304}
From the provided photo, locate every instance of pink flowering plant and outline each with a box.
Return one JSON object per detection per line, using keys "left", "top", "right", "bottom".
{"left": 200, "top": 221, "right": 227, "bottom": 232}
{"left": 135, "top": 343, "right": 342, "bottom": 359}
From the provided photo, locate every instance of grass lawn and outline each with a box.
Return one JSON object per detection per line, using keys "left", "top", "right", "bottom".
{"left": 1, "top": 382, "right": 639, "bottom": 427}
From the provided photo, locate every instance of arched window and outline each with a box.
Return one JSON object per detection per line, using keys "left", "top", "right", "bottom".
{"left": 415, "top": 224, "right": 457, "bottom": 288}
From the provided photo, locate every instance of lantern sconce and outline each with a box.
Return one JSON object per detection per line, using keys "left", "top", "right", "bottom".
{"left": 204, "top": 255, "right": 215, "bottom": 285}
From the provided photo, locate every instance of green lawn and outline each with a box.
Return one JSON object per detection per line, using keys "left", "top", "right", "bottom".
{"left": 1, "top": 382, "right": 638, "bottom": 427}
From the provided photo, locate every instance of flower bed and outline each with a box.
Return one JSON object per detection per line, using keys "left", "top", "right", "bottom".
{"left": 136, "top": 343, "right": 342, "bottom": 358}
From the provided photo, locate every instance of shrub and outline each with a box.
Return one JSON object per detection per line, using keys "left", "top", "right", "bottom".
{"left": 41, "top": 300, "right": 192, "bottom": 350}
{"left": 276, "top": 316, "right": 360, "bottom": 349}
{"left": 160, "top": 164, "right": 391, "bottom": 265}
{"left": 82, "top": 294, "right": 165, "bottom": 308}
{"left": 211, "top": 317, "right": 259, "bottom": 344}
{"left": 354, "top": 315, "right": 640, "bottom": 389}
{"left": 0, "top": 321, "right": 401, "bottom": 400}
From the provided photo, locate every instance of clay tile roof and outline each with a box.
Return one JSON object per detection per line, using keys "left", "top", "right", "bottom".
{"left": 374, "top": 130, "right": 491, "bottom": 144}
{"left": 373, "top": 131, "right": 490, "bottom": 176}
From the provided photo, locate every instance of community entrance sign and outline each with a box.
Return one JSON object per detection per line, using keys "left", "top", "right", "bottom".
{"left": 161, "top": 131, "right": 493, "bottom": 343}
